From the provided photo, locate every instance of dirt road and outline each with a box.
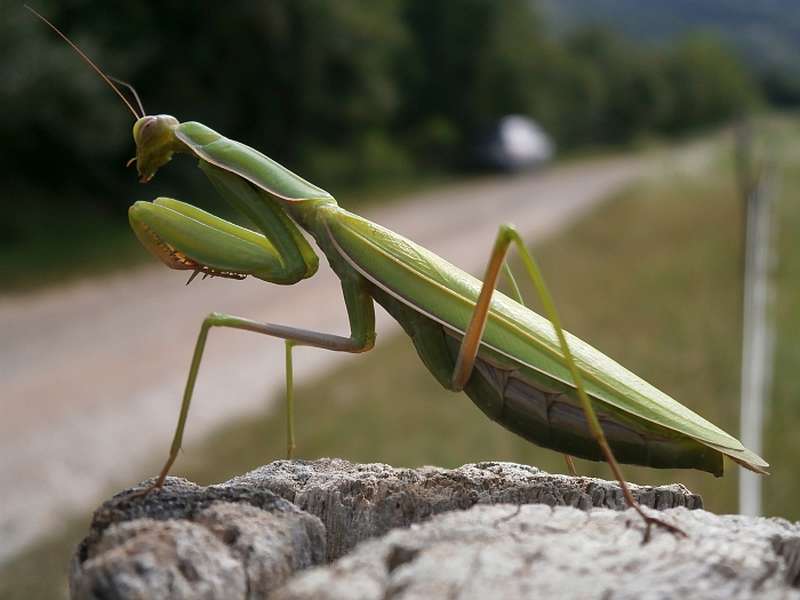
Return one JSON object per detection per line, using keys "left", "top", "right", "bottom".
{"left": 0, "top": 150, "right": 685, "bottom": 563}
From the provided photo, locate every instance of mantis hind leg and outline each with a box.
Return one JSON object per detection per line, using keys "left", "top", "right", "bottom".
{"left": 452, "top": 224, "right": 685, "bottom": 542}
{"left": 501, "top": 263, "right": 579, "bottom": 477}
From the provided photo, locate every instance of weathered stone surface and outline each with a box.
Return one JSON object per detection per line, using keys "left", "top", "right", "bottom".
{"left": 274, "top": 504, "right": 800, "bottom": 600}
{"left": 70, "top": 460, "right": 718, "bottom": 600}
{"left": 195, "top": 502, "right": 324, "bottom": 598}
{"left": 70, "top": 478, "right": 325, "bottom": 599}
{"left": 71, "top": 518, "right": 247, "bottom": 600}
{"left": 230, "top": 459, "right": 703, "bottom": 560}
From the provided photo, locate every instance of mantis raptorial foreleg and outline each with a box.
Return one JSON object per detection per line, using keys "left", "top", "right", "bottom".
{"left": 452, "top": 224, "right": 685, "bottom": 541}
{"left": 146, "top": 278, "right": 375, "bottom": 492}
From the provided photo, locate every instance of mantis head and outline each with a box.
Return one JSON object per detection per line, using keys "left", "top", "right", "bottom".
{"left": 132, "top": 115, "right": 184, "bottom": 183}
{"left": 25, "top": 6, "right": 181, "bottom": 184}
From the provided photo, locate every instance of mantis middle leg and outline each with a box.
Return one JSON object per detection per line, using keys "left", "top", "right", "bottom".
{"left": 452, "top": 224, "right": 685, "bottom": 541}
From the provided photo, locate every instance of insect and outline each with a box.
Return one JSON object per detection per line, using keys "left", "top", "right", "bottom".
{"left": 31, "top": 8, "right": 767, "bottom": 539}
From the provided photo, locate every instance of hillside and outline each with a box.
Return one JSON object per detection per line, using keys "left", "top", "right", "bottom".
{"left": 541, "top": 0, "right": 800, "bottom": 76}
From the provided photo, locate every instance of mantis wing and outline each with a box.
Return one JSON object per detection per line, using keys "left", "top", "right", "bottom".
{"left": 325, "top": 209, "right": 769, "bottom": 475}
{"left": 175, "top": 122, "right": 334, "bottom": 202}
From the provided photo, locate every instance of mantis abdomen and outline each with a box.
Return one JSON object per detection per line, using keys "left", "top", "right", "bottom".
{"left": 373, "top": 285, "right": 722, "bottom": 475}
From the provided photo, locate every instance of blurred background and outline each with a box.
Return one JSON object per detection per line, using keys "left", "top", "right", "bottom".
{"left": 2, "top": 1, "right": 800, "bottom": 597}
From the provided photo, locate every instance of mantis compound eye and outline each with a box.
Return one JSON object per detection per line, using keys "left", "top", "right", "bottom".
{"left": 133, "top": 116, "right": 158, "bottom": 146}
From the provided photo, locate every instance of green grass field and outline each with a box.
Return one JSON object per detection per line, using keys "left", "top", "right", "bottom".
{"left": 3, "top": 119, "right": 799, "bottom": 599}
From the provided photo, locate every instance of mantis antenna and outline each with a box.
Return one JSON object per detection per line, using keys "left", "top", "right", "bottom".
{"left": 109, "top": 76, "right": 146, "bottom": 118}
{"left": 24, "top": 4, "right": 142, "bottom": 120}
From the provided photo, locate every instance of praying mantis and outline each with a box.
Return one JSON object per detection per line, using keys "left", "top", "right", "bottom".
{"left": 30, "top": 7, "right": 768, "bottom": 540}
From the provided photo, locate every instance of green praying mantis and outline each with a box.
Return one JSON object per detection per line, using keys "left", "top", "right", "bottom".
{"left": 31, "top": 7, "right": 768, "bottom": 540}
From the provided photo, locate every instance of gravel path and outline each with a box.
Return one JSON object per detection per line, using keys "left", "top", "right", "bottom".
{"left": 0, "top": 149, "right": 695, "bottom": 564}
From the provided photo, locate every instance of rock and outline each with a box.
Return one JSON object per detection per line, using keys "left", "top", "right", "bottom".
{"left": 71, "top": 459, "right": 751, "bottom": 600}
{"left": 229, "top": 459, "right": 703, "bottom": 560}
{"left": 273, "top": 504, "right": 800, "bottom": 600}
{"left": 70, "top": 478, "right": 326, "bottom": 599}
{"left": 71, "top": 517, "right": 247, "bottom": 600}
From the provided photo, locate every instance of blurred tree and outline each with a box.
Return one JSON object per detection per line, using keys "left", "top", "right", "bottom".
{"left": 565, "top": 28, "right": 674, "bottom": 144}
{"left": 664, "top": 34, "right": 759, "bottom": 132}
{"left": 759, "top": 68, "right": 800, "bottom": 107}
{"left": 397, "top": 0, "right": 546, "bottom": 164}
{"left": 2, "top": 0, "right": 409, "bottom": 203}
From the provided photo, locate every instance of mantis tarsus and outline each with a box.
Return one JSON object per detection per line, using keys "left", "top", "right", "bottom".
{"left": 31, "top": 7, "right": 768, "bottom": 541}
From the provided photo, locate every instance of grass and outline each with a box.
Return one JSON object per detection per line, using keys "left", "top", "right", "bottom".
{"left": 0, "top": 519, "right": 87, "bottom": 600}
{"left": 4, "top": 119, "right": 800, "bottom": 598}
